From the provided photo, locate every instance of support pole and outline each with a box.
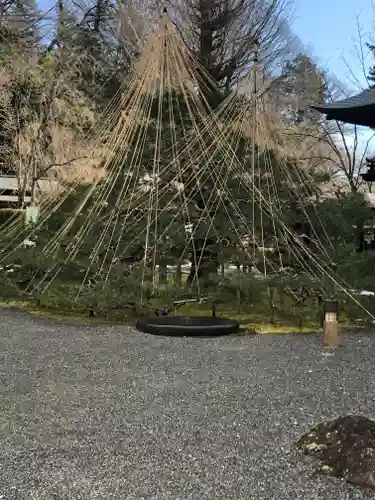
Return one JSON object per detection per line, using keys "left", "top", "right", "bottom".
{"left": 323, "top": 299, "right": 339, "bottom": 348}
{"left": 251, "top": 40, "right": 259, "bottom": 262}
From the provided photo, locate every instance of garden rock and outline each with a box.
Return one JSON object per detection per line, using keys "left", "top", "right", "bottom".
{"left": 297, "top": 415, "right": 375, "bottom": 489}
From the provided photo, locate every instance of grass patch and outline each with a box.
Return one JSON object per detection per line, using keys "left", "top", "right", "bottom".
{"left": 174, "top": 303, "right": 320, "bottom": 334}
{"left": 0, "top": 298, "right": 364, "bottom": 335}
{"left": 0, "top": 299, "right": 118, "bottom": 325}
{"left": 0, "top": 297, "right": 319, "bottom": 333}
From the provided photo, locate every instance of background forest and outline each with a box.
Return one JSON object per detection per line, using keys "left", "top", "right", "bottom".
{"left": 1, "top": 0, "right": 375, "bottom": 329}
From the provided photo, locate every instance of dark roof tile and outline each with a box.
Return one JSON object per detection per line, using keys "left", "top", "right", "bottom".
{"left": 312, "top": 88, "right": 375, "bottom": 111}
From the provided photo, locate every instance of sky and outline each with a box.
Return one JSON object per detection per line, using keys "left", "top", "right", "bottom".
{"left": 293, "top": 0, "right": 374, "bottom": 91}
{"left": 293, "top": 0, "right": 375, "bottom": 148}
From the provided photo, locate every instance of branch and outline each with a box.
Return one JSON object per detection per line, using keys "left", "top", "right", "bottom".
{"left": 297, "top": 155, "right": 342, "bottom": 166}
{"left": 354, "top": 15, "right": 371, "bottom": 88}
{"left": 359, "top": 133, "right": 375, "bottom": 168}
{"left": 340, "top": 15, "right": 371, "bottom": 90}
{"left": 43, "top": 156, "right": 88, "bottom": 173}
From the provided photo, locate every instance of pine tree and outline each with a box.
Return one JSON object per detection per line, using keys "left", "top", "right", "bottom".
{"left": 173, "top": 0, "right": 295, "bottom": 93}
{"left": 274, "top": 53, "right": 327, "bottom": 126}
{"left": 0, "top": 0, "right": 40, "bottom": 50}
{"left": 367, "top": 43, "right": 375, "bottom": 86}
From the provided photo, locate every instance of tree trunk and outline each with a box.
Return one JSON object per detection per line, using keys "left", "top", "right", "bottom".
{"left": 93, "top": 0, "right": 104, "bottom": 33}
{"left": 158, "top": 263, "right": 168, "bottom": 285}
{"left": 197, "top": 0, "right": 219, "bottom": 104}
{"left": 187, "top": 238, "right": 218, "bottom": 285}
{"left": 174, "top": 263, "right": 182, "bottom": 286}
{"left": 220, "top": 262, "right": 225, "bottom": 277}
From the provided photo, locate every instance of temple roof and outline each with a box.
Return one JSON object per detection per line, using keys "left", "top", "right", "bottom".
{"left": 311, "top": 87, "right": 375, "bottom": 128}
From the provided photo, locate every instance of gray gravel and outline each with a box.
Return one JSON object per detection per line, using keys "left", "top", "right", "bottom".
{"left": 1, "top": 308, "right": 375, "bottom": 499}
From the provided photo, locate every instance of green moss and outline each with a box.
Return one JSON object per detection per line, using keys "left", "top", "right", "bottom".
{"left": 0, "top": 297, "right": 362, "bottom": 334}
{"left": 174, "top": 303, "right": 319, "bottom": 334}
{"left": 0, "top": 299, "right": 108, "bottom": 325}
{"left": 0, "top": 298, "right": 318, "bottom": 333}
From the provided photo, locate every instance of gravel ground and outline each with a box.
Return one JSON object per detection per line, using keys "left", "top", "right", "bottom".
{"left": 1, "top": 308, "right": 375, "bottom": 499}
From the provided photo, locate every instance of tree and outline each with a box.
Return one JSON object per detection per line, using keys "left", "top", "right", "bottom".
{"left": 0, "top": 0, "right": 40, "bottom": 48}
{"left": 57, "top": 0, "right": 155, "bottom": 107}
{"left": 270, "top": 53, "right": 375, "bottom": 195}
{"left": 165, "top": 0, "right": 297, "bottom": 93}
{"left": 0, "top": 0, "right": 102, "bottom": 207}
{"left": 272, "top": 53, "right": 326, "bottom": 126}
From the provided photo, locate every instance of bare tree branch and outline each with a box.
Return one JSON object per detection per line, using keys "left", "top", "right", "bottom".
{"left": 43, "top": 155, "right": 88, "bottom": 173}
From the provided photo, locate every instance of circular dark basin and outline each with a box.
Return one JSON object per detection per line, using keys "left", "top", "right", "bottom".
{"left": 136, "top": 316, "right": 240, "bottom": 337}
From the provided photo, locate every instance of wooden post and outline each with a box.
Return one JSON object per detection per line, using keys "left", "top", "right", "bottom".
{"left": 268, "top": 286, "right": 275, "bottom": 324}
{"left": 323, "top": 299, "right": 339, "bottom": 348}
{"left": 174, "top": 264, "right": 182, "bottom": 287}
{"left": 236, "top": 288, "right": 241, "bottom": 313}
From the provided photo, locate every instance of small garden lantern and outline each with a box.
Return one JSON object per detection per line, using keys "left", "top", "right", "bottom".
{"left": 323, "top": 299, "right": 339, "bottom": 348}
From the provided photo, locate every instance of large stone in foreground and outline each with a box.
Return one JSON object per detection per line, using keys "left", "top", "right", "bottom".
{"left": 297, "top": 415, "right": 375, "bottom": 489}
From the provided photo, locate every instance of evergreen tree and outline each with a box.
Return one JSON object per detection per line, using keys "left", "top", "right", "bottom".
{"left": 273, "top": 53, "right": 327, "bottom": 126}
{"left": 368, "top": 43, "right": 375, "bottom": 86}
{"left": 172, "top": 0, "right": 295, "bottom": 93}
